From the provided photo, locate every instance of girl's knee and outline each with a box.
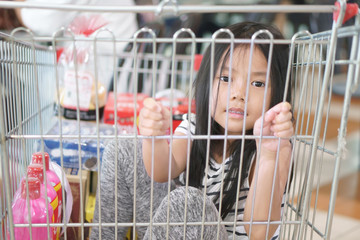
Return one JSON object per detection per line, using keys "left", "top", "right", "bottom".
{"left": 102, "top": 139, "right": 142, "bottom": 171}
{"left": 104, "top": 139, "right": 139, "bottom": 159}
{"left": 170, "top": 186, "right": 202, "bottom": 197}
{"left": 176, "top": 186, "right": 212, "bottom": 204}
{"left": 159, "top": 186, "right": 217, "bottom": 220}
{"left": 148, "top": 186, "right": 225, "bottom": 239}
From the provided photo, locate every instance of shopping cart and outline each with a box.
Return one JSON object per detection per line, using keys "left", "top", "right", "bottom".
{"left": 1, "top": 0, "right": 359, "bottom": 239}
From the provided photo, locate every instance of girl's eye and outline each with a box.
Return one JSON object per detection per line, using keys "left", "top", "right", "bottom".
{"left": 251, "top": 81, "right": 265, "bottom": 87}
{"left": 220, "top": 76, "right": 230, "bottom": 82}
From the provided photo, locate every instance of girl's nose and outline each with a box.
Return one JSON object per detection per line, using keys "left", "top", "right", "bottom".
{"left": 231, "top": 78, "right": 246, "bottom": 101}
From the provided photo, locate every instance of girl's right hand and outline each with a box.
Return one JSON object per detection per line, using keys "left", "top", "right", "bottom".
{"left": 253, "top": 101, "right": 293, "bottom": 153}
{"left": 139, "top": 98, "right": 171, "bottom": 136}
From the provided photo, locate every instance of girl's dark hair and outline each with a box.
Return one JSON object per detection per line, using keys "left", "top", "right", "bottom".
{"left": 188, "top": 22, "right": 291, "bottom": 218}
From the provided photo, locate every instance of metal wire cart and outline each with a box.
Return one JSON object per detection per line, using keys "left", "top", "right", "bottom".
{"left": 1, "top": 0, "right": 359, "bottom": 239}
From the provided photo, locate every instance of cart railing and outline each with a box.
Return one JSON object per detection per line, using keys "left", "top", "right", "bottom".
{"left": 1, "top": 1, "right": 359, "bottom": 240}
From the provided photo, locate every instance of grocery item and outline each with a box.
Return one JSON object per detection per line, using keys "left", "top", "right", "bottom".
{"left": 35, "top": 119, "right": 128, "bottom": 170}
{"left": 156, "top": 97, "right": 196, "bottom": 131}
{"left": 32, "top": 152, "right": 62, "bottom": 239}
{"left": 27, "top": 164, "right": 59, "bottom": 239}
{"left": 103, "top": 92, "right": 148, "bottom": 125}
{"left": 57, "top": 15, "right": 108, "bottom": 121}
{"left": 103, "top": 92, "right": 196, "bottom": 132}
{"left": 11, "top": 177, "right": 54, "bottom": 240}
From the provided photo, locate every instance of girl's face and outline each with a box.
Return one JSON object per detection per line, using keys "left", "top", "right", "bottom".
{"left": 212, "top": 46, "right": 272, "bottom": 135}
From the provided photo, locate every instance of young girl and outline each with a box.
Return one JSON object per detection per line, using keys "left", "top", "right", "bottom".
{"left": 91, "top": 21, "right": 293, "bottom": 240}
{"left": 139, "top": 21, "right": 293, "bottom": 239}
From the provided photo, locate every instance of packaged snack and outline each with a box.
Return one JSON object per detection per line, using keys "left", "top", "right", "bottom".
{"left": 103, "top": 91, "right": 196, "bottom": 132}
{"left": 35, "top": 119, "right": 131, "bottom": 170}
{"left": 57, "top": 15, "right": 108, "bottom": 121}
{"left": 103, "top": 92, "right": 148, "bottom": 125}
{"left": 156, "top": 97, "right": 196, "bottom": 131}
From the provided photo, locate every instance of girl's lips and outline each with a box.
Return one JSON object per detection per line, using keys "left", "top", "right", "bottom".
{"left": 227, "top": 108, "right": 246, "bottom": 119}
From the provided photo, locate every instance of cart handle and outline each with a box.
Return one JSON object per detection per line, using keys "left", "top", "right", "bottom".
{"left": 333, "top": 1, "right": 358, "bottom": 24}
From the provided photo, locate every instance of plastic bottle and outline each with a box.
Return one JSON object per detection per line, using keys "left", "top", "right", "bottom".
{"left": 27, "top": 164, "right": 58, "bottom": 239}
{"left": 32, "top": 152, "right": 62, "bottom": 239}
{"left": 11, "top": 177, "right": 54, "bottom": 239}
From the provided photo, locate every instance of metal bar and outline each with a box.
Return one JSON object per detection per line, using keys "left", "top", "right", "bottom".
{"left": 0, "top": 43, "right": 16, "bottom": 240}
{"left": 324, "top": 12, "right": 360, "bottom": 240}
{"left": 298, "top": 0, "right": 347, "bottom": 239}
{"left": 2, "top": 36, "right": 309, "bottom": 45}
{"left": 0, "top": 2, "right": 335, "bottom": 13}
{"left": 1, "top": 0, "right": 359, "bottom": 237}
{"left": 6, "top": 134, "right": 315, "bottom": 141}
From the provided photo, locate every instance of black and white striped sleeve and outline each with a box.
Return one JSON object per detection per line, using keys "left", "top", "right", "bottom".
{"left": 174, "top": 113, "right": 196, "bottom": 135}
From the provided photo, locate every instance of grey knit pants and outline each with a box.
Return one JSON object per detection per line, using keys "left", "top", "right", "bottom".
{"left": 90, "top": 139, "right": 227, "bottom": 240}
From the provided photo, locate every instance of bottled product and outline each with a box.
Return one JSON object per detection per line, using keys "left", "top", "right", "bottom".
{"left": 27, "top": 164, "right": 58, "bottom": 239}
{"left": 11, "top": 177, "right": 54, "bottom": 239}
{"left": 32, "top": 152, "right": 63, "bottom": 238}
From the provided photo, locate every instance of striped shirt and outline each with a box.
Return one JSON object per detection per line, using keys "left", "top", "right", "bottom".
{"left": 175, "top": 113, "right": 281, "bottom": 240}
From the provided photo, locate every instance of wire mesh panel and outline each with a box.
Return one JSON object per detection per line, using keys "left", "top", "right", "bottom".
{"left": 282, "top": 15, "right": 360, "bottom": 238}
{"left": 0, "top": 32, "right": 57, "bottom": 240}
{"left": 0, "top": 1, "right": 359, "bottom": 240}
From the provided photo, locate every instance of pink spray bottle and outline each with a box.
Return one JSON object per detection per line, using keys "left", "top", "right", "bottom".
{"left": 32, "top": 152, "right": 62, "bottom": 239}
{"left": 27, "top": 164, "right": 58, "bottom": 239}
{"left": 11, "top": 177, "right": 54, "bottom": 239}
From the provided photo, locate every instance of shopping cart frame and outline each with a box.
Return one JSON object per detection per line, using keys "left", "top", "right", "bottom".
{"left": 1, "top": 1, "right": 359, "bottom": 239}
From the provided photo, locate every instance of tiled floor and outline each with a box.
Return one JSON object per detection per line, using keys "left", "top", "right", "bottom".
{"left": 286, "top": 77, "right": 360, "bottom": 239}
{"left": 310, "top": 209, "right": 360, "bottom": 240}
{"left": 315, "top": 172, "right": 360, "bottom": 220}
{"left": 311, "top": 91, "right": 360, "bottom": 239}
{"left": 309, "top": 172, "right": 360, "bottom": 239}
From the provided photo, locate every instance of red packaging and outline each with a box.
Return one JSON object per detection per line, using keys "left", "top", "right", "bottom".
{"left": 103, "top": 92, "right": 148, "bottom": 125}
{"left": 156, "top": 97, "right": 196, "bottom": 131}
{"left": 103, "top": 92, "right": 196, "bottom": 132}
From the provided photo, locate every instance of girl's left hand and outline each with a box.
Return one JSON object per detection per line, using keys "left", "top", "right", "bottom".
{"left": 253, "top": 102, "right": 294, "bottom": 153}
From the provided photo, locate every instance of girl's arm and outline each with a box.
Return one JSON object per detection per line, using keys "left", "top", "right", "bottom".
{"left": 139, "top": 98, "right": 189, "bottom": 182}
{"left": 244, "top": 102, "right": 293, "bottom": 240}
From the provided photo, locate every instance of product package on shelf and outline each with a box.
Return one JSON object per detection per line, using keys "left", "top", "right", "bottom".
{"left": 56, "top": 15, "right": 108, "bottom": 121}
{"left": 103, "top": 91, "right": 196, "bottom": 132}
{"left": 156, "top": 96, "right": 196, "bottom": 131}
{"left": 103, "top": 92, "right": 148, "bottom": 126}
{"left": 35, "top": 119, "right": 132, "bottom": 171}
